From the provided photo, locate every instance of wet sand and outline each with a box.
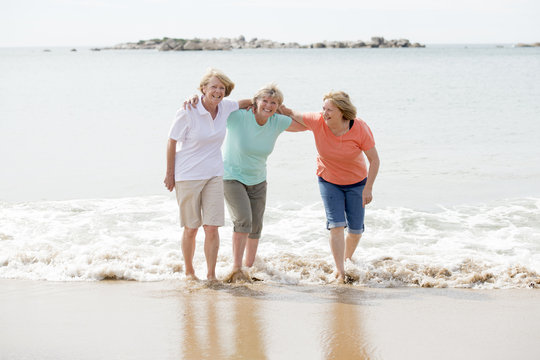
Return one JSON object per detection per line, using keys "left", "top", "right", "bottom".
{"left": 1, "top": 279, "right": 539, "bottom": 360}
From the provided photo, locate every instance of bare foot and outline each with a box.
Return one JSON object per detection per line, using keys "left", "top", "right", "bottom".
{"left": 331, "top": 271, "right": 349, "bottom": 284}
{"left": 185, "top": 273, "right": 200, "bottom": 281}
{"left": 224, "top": 268, "right": 252, "bottom": 284}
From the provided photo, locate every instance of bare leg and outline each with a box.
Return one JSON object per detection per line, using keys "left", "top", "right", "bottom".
{"left": 182, "top": 227, "right": 199, "bottom": 279}
{"left": 329, "top": 227, "right": 346, "bottom": 281}
{"left": 203, "top": 225, "right": 220, "bottom": 280}
{"left": 232, "top": 231, "right": 249, "bottom": 271}
{"left": 345, "top": 233, "right": 362, "bottom": 261}
{"left": 244, "top": 237, "right": 260, "bottom": 268}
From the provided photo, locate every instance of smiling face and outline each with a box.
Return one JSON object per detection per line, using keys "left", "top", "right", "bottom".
{"left": 255, "top": 95, "right": 280, "bottom": 119}
{"left": 201, "top": 76, "right": 226, "bottom": 107}
{"left": 322, "top": 99, "right": 344, "bottom": 123}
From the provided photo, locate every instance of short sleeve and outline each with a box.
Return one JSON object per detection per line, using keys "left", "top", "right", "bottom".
{"left": 356, "top": 119, "right": 375, "bottom": 150}
{"left": 168, "top": 108, "right": 190, "bottom": 142}
{"left": 221, "top": 99, "right": 240, "bottom": 116}
{"left": 226, "top": 109, "right": 245, "bottom": 129}
{"left": 275, "top": 114, "right": 292, "bottom": 133}
{"left": 302, "top": 112, "right": 322, "bottom": 130}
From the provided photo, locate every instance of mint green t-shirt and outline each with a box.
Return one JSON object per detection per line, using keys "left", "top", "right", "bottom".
{"left": 223, "top": 109, "right": 292, "bottom": 185}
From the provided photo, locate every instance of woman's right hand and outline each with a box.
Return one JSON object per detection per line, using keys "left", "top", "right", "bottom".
{"left": 164, "top": 173, "right": 175, "bottom": 192}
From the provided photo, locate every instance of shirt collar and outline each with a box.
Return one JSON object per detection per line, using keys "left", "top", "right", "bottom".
{"left": 197, "top": 95, "right": 221, "bottom": 116}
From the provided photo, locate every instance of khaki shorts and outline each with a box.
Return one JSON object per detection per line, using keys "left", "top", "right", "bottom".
{"left": 224, "top": 180, "right": 267, "bottom": 239}
{"left": 175, "top": 176, "right": 224, "bottom": 228}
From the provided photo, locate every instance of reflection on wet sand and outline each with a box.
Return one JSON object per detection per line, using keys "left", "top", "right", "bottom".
{"left": 179, "top": 284, "right": 267, "bottom": 359}
{"left": 180, "top": 290, "right": 226, "bottom": 359}
{"left": 230, "top": 287, "right": 267, "bottom": 359}
{"left": 322, "top": 287, "right": 374, "bottom": 359}
{"left": 176, "top": 283, "right": 377, "bottom": 359}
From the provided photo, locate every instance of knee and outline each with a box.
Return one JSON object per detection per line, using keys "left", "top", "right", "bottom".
{"left": 203, "top": 225, "right": 219, "bottom": 237}
{"left": 329, "top": 226, "right": 345, "bottom": 234}
{"left": 183, "top": 227, "right": 198, "bottom": 237}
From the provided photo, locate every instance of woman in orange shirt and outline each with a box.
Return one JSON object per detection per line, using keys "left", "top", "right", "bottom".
{"left": 281, "top": 91, "right": 380, "bottom": 283}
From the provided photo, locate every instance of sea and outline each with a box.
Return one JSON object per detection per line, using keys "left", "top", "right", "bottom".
{"left": 1, "top": 45, "right": 539, "bottom": 288}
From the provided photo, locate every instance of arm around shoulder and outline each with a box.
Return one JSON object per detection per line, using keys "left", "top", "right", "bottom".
{"left": 238, "top": 99, "right": 253, "bottom": 109}
{"left": 279, "top": 104, "right": 306, "bottom": 127}
{"left": 285, "top": 117, "right": 308, "bottom": 132}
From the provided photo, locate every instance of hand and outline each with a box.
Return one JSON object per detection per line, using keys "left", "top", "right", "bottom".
{"left": 362, "top": 187, "right": 373, "bottom": 207}
{"left": 164, "top": 173, "right": 175, "bottom": 192}
{"left": 278, "top": 104, "right": 293, "bottom": 116}
{"left": 183, "top": 94, "right": 199, "bottom": 110}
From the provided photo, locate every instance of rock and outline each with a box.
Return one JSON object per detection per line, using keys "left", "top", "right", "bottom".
{"left": 172, "top": 43, "right": 185, "bottom": 51}
{"left": 351, "top": 41, "right": 366, "bottom": 48}
{"left": 183, "top": 40, "right": 203, "bottom": 51}
{"left": 286, "top": 42, "right": 302, "bottom": 48}
{"left": 396, "top": 39, "right": 410, "bottom": 47}
{"left": 371, "top": 36, "right": 385, "bottom": 46}
{"left": 159, "top": 39, "right": 178, "bottom": 51}
{"left": 515, "top": 42, "right": 540, "bottom": 47}
{"left": 102, "top": 35, "right": 425, "bottom": 51}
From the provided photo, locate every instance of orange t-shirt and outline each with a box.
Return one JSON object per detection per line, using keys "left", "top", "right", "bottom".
{"left": 303, "top": 112, "right": 375, "bottom": 185}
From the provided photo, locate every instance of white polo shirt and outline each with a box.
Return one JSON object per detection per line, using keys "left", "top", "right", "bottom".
{"left": 168, "top": 97, "right": 239, "bottom": 181}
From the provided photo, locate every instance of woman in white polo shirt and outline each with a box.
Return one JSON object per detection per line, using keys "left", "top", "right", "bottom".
{"left": 164, "top": 68, "right": 250, "bottom": 281}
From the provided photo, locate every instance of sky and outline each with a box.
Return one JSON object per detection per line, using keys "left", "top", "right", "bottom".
{"left": 1, "top": 0, "right": 539, "bottom": 47}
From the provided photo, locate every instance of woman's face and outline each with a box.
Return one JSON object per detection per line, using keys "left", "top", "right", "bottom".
{"left": 255, "top": 95, "right": 279, "bottom": 118}
{"left": 202, "top": 76, "right": 226, "bottom": 106}
{"left": 322, "top": 99, "right": 344, "bottom": 122}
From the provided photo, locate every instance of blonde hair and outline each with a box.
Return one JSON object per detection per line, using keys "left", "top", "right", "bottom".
{"left": 323, "top": 91, "right": 357, "bottom": 121}
{"left": 199, "top": 68, "right": 235, "bottom": 97}
{"left": 252, "top": 83, "right": 284, "bottom": 109}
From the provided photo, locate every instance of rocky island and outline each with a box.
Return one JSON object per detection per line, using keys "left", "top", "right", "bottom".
{"left": 104, "top": 35, "right": 425, "bottom": 51}
{"left": 515, "top": 42, "right": 540, "bottom": 47}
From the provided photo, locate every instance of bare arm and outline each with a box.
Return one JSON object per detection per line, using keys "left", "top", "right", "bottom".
{"left": 184, "top": 96, "right": 252, "bottom": 110}
{"left": 285, "top": 120, "right": 308, "bottom": 132}
{"left": 238, "top": 99, "right": 253, "bottom": 109}
{"left": 362, "top": 146, "right": 380, "bottom": 207}
{"left": 279, "top": 104, "right": 305, "bottom": 126}
{"left": 164, "top": 138, "right": 177, "bottom": 191}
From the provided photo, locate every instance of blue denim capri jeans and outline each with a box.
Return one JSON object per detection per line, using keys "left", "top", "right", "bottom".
{"left": 318, "top": 176, "right": 367, "bottom": 234}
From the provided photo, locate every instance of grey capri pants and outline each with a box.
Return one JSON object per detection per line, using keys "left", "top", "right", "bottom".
{"left": 223, "top": 179, "right": 267, "bottom": 239}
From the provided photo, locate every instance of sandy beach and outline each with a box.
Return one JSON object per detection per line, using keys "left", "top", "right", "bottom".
{"left": 1, "top": 280, "right": 539, "bottom": 360}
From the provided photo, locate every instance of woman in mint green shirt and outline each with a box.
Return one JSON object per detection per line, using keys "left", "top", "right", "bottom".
{"left": 223, "top": 84, "right": 305, "bottom": 282}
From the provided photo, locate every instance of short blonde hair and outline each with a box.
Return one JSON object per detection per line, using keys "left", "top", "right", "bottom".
{"left": 323, "top": 91, "right": 357, "bottom": 121}
{"left": 199, "top": 68, "right": 235, "bottom": 97}
{"left": 252, "top": 83, "right": 284, "bottom": 109}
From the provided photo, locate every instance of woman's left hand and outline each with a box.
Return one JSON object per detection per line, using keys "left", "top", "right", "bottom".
{"left": 183, "top": 94, "right": 199, "bottom": 109}
{"left": 278, "top": 104, "right": 293, "bottom": 116}
{"left": 362, "top": 187, "right": 373, "bottom": 207}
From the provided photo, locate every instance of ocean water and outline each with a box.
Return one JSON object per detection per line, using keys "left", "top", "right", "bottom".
{"left": 1, "top": 45, "right": 539, "bottom": 288}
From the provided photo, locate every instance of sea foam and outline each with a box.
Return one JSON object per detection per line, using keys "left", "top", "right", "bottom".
{"left": 1, "top": 196, "right": 539, "bottom": 288}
